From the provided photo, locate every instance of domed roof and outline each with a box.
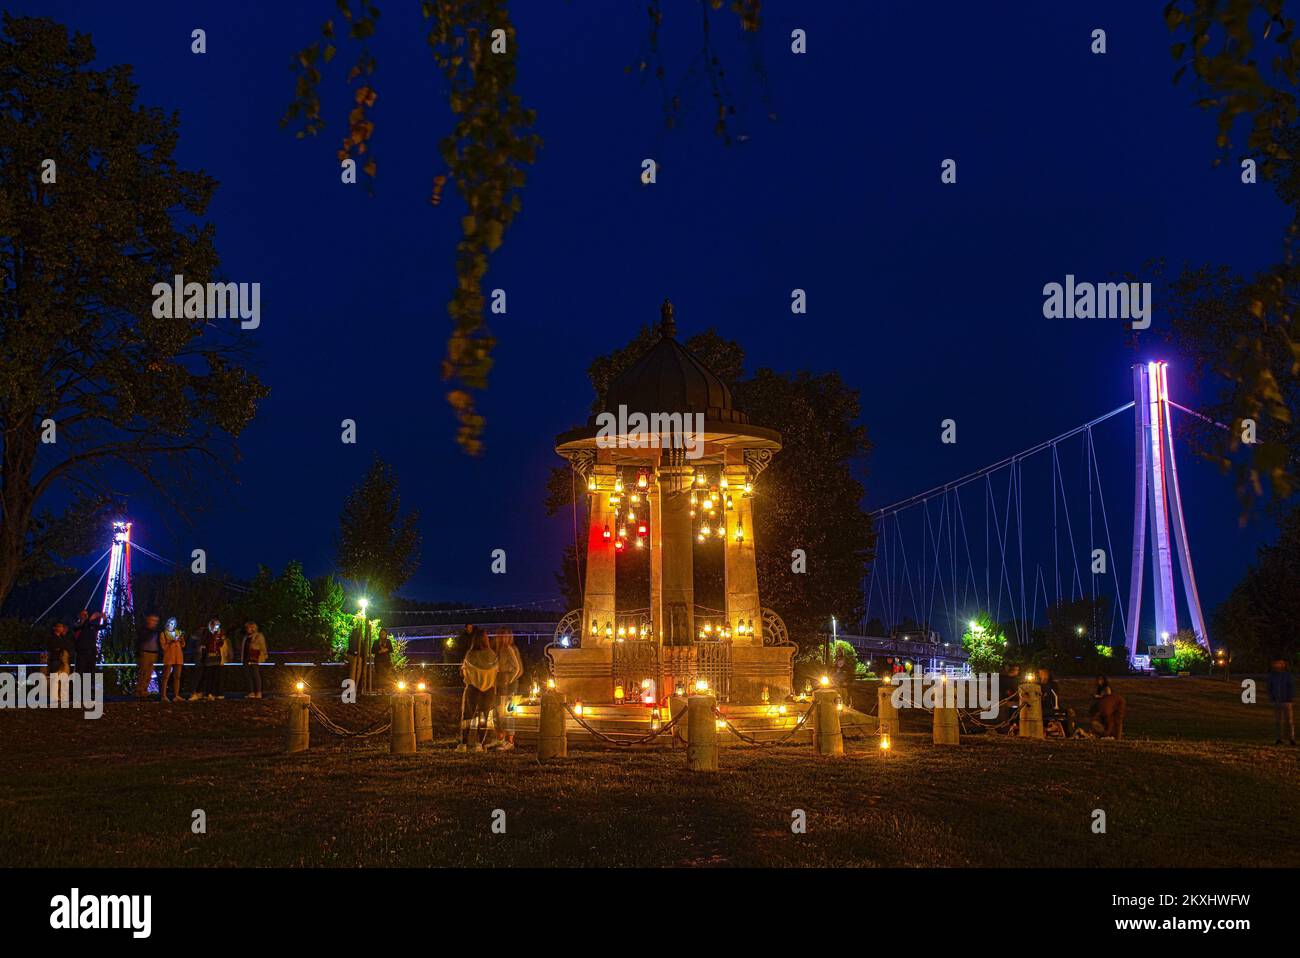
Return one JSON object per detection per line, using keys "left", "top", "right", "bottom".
{"left": 601, "top": 300, "right": 749, "bottom": 425}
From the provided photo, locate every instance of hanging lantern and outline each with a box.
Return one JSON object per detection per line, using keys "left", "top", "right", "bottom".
{"left": 726, "top": 495, "right": 734, "bottom": 510}
{"left": 547, "top": 677, "right": 557, "bottom": 690}
{"left": 603, "top": 524, "right": 611, "bottom": 541}
{"left": 744, "top": 479, "right": 753, "bottom": 494}
{"left": 637, "top": 523, "right": 647, "bottom": 537}
{"left": 587, "top": 476, "right": 597, "bottom": 493}
{"left": 634, "top": 537, "right": 644, "bottom": 549}
{"left": 700, "top": 521, "right": 711, "bottom": 536}
{"left": 690, "top": 492, "right": 698, "bottom": 507}
{"left": 615, "top": 538, "right": 626, "bottom": 551}
{"left": 715, "top": 523, "right": 725, "bottom": 539}
{"left": 627, "top": 510, "right": 637, "bottom": 523}
{"left": 637, "top": 470, "right": 648, "bottom": 489}
{"left": 614, "top": 684, "right": 625, "bottom": 702}
{"left": 614, "top": 477, "right": 624, "bottom": 494}
{"left": 735, "top": 520, "right": 745, "bottom": 543}
{"left": 590, "top": 619, "right": 598, "bottom": 635}
{"left": 630, "top": 493, "right": 640, "bottom": 504}
{"left": 573, "top": 700, "right": 584, "bottom": 716}
{"left": 617, "top": 625, "right": 627, "bottom": 638}
{"left": 720, "top": 475, "right": 729, "bottom": 489}
{"left": 605, "top": 622, "right": 613, "bottom": 637}
{"left": 695, "top": 472, "right": 706, "bottom": 486}
{"left": 618, "top": 524, "right": 628, "bottom": 538}
{"left": 696, "top": 531, "right": 705, "bottom": 542}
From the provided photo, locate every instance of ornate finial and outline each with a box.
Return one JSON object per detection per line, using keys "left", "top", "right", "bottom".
{"left": 659, "top": 299, "right": 676, "bottom": 339}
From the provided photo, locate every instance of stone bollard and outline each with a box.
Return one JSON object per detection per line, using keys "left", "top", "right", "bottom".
{"left": 390, "top": 693, "right": 416, "bottom": 754}
{"left": 1018, "top": 681, "right": 1044, "bottom": 739}
{"left": 670, "top": 693, "right": 689, "bottom": 744}
{"left": 413, "top": 691, "right": 433, "bottom": 744}
{"left": 538, "top": 689, "right": 567, "bottom": 760}
{"left": 686, "top": 695, "right": 718, "bottom": 772}
{"left": 932, "top": 703, "right": 959, "bottom": 745}
{"left": 877, "top": 682, "right": 899, "bottom": 737}
{"left": 285, "top": 693, "right": 310, "bottom": 754}
{"left": 812, "top": 688, "right": 845, "bottom": 757}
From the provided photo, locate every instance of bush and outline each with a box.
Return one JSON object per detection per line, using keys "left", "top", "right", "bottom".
{"left": 0, "top": 617, "right": 43, "bottom": 653}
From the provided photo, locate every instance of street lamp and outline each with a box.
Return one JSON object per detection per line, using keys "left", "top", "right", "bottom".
{"left": 358, "top": 597, "right": 369, "bottom": 614}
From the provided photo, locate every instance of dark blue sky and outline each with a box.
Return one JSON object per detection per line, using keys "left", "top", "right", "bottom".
{"left": 15, "top": 1, "right": 1285, "bottom": 632}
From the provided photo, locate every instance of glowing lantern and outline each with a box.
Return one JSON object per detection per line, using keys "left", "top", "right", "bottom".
{"left": 879, "top": 733, "right": 892, "bottom": 752}
{"left": 397, "top": 680, "right": 407, "bottom": 692}
{"left": 546, "top": 677, "right": 556, "bottom": 690}
{"left": 694, "top": 679, "right": 709, "bottom": 693}
{"left": 615, "top": 538, "right": 626, "bottom": 551}
{"left": 627, "top": 510, "right": 637, "bottom": 523}
{"left": 573, "top": 701, "right": 584, "bottom": 716}
{"left": 637, "top": 523, "right": 648, "bottom": 537}
{"left": 614, "top": 684, "right": 625, "bottom": 703}
{"left": 417, "top": 681, "right": 427, "bottom": 692}
{"left": 614, "top": 477, "right": 624, "bottom": 494}
{"left": 720, "top": 475, "right": 729, "bottom": 489}
{"left": 819, "top": 675, "right": 830, "bottom": 687}
{"left": 637, "top": 470, "right": 648, "bottom": 489}
{"left": 590, "top": 619, "right": 598, "bottom": 636}
{"left": 700, "top": 521, "right": 711, "bottom": 536}
{"left": 587, "top": 477, "right": 597, "bottom": 492}
{"left": 605, "top": 622, "right": 613, "bottom": 638}
{"left": 634, "top": 537, "right": 644, "bottom": 549}
{"left": 716, "top": 718, "right": 727, "bottom": 732}
{"left": 695, "top": 472, "right": 706, "bottom": 487}
{"left": 294, "top": 681, "right": 305, "bottom": 693}
{"left": 603, "top": 525, "right": 611, "bottom": 541}
{"left": 735, "top": 522, "right": 745, "bottom": 543}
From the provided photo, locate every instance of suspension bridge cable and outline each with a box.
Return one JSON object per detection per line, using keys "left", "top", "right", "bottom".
{"left": 84, "top": 561, "right": 109, "bottom": 612}
{"left": 1089, "top": 430, "right": 1127, "bottom": 643}
{"left": 1168, "top": 400, "right": 1230, "bottom": 431}
{"left": 869, "top": 401, "right": 1136, "bottom": 517}
{"left": 33, "top": 549, "right": 111, "bottom": 625}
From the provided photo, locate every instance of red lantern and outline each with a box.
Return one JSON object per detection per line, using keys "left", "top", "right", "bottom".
{"left": 637, "top": 523, "right": 648, "bottom": 537}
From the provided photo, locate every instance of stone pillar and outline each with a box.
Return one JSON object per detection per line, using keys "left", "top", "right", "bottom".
{"left": 932, "top": 704, "right": 959, "bottom": 744}
{"left": 670, "top": 692, "right": 689, "bottom": 744}
{"left": 686, "top": 694, "right": 718, "bottom": 772}
{"left": 390, "top": 694, "right": 416, "bottom": 754}
{"left": 723, "top": 460, "right": 762, "bottom": 644}
{"left": 413, "top": 690, "right": 433, "bottom": 744}
{"left": 285, "top": 693, "right": 310, "bottom": 754}
{"left": 583, "top": 462, "right": 618, "bottom": 644}
{"left": 539, "top": 690, "right": 567, "bottom": 760}
{"left": 877, "top": 683, "right": 899, "bottom": 736}
{"left": 658, "top": 460, "right": 695, "bottom": 646}
{"left": 1018, "top": 681, "right": 1044, "bottom": 739}
{"left": 813, "top": 688, "right": 844, "bottom": 756}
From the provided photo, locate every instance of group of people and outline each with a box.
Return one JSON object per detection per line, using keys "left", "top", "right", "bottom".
{"left": 131, "top": 615, "right": 268, "bottom": 701}
{"left": 457, "top": 626, "right": 523, "bottom": 752}
{"left": 42, "top": 610, "right": 269, "bottom": 701}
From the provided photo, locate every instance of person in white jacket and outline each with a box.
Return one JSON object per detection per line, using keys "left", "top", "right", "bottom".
{"left": 486, "top": 629, "right": 523, "bottom": 751}
{"left": 240, "top": 621, "right": 269, "bottom": 699}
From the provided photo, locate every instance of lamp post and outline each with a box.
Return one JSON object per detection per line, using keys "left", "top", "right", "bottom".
{"left": 357, "top": 597, "right": 371, "bottom": 693}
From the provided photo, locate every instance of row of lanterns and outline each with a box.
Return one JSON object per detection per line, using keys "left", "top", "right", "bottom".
{"left": 588, "top": 618, "right": 654, "bottom": 641}
{"left": 594, "top": 469, "right": 652, "bottom": 552}
{"left": 695, "top": 618, "right": 757, "bottom": 641}
{"left": 691, "top": 469, "right": 748, "bottom": 544}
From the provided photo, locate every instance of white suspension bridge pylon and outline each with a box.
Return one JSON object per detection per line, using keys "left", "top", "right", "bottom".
{"left": 865, "top": 361, "right": 1213, "bottom": 660}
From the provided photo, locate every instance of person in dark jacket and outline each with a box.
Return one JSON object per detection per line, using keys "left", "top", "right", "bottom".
{"left": 135, "top": 614, "right": 162, "bottom": 699}
{"left": 71, "top": 610, "right": 104, "bottom": 679}
{"left": 189, "top": 618, "right": 224, "bottom": 701}
{"left": 1088, "top": 675, "right": 1112, "bottom": 719}
{"left": 45, "top": 621, "right": 73, "bottom": 701}
{"left": 1039, "top": 668, "right": 1074, "bottom": 738}
{"left": 1267, "top": 658, "right": 1295, "bottom": 746}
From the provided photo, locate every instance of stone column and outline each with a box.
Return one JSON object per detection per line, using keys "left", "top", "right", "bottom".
{"left": 658, "top": 460, "right": 695, "bottom": 646}
{"left": 723, "top": 460, "right": 762, "bottom": 644}
{"left": 583, "top": 462, "right": 618, "bottom": 644}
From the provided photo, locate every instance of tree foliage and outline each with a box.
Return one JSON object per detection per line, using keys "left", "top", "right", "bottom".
{"left": 0, "top": 16, "right": 267, "bottom": 610}
{"left": 960, "top": 611, "right": 1006, "bottom": 673}
{"left": 1214, "top": 502, "right": 1300, "bottom": 667}
{"left": 335, "top": 455, "right": 422, "bottom": 601}
{"left": 284, "top": 2, "right": 765, "bottom": 454}
{"left": 1165, "top": 1, "right": 1300, "bottom": 506}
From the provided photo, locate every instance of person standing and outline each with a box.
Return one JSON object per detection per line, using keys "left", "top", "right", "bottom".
{"left": 487, "top": 629, "right": 522, "bottom": 751}
{"left": 190, "top": 618, "right": 223, "bottom": 701}
{"left": 241, "top": 621, "right": 268, "bottom": 699}
{"left": 45, "top": 621, "right": 73, "bottom": 704}
{"left": 457, "top": 627, "right": 498, "bottom": 752}
{"left": 159, "top": 618, "right": 185, "bottom": 702}
{"left": 1267, "top": 657, "right": 1296, "bottom": 746}
{"left": 217, "top": 626, "right": 233, "bottom": 699}
{"left": 373, "top": 628, "right": 393, "bottom": 689}
{"left": 135, "top": 614, "right": 162, "bottom": 700}
{"left": 71, "top": 610, "right": 104, "bottom": 681}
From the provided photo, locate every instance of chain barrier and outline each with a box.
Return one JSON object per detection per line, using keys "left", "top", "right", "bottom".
{"left": 562, "top": 703, "right": 686, "bottom": 747}
{"left": 307, "top": 702, "right": 393, "bottom": 739}
{"left": 710, "top": 703, "right": 816, "bottom": 747}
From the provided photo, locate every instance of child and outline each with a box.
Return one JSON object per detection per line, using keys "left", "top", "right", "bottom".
{"left": 159, "top": 618, "right": 185, "bottom": 702}
{"left": 457, "top": 627, "right": 498, "bottom": 752}
{"left": 241, "top": 621, "right": 268, "bottom": 699}
{"left": 487, "top": 629, "right": 522, "bottom": 751}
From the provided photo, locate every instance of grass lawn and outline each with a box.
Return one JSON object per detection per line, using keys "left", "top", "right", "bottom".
{"left": 1, "top": 676, "right": 1295, "bottom": 867}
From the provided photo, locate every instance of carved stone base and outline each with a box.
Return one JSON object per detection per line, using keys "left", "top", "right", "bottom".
{"left": 730, "top": 644, "right": 795, "bottom": 703}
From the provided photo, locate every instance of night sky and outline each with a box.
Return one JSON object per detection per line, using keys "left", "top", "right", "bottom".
{"left": 12, "top": 1, "right": 1285, "bottom": 634}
